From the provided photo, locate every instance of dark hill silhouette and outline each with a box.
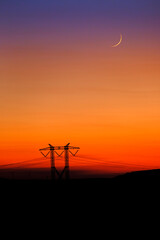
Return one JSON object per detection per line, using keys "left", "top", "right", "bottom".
{"left": 114, "top": 168, "right": 160, "bottom": 184}
{"left": 0, "top": 168, "right": 160, "bottom": 193}
{"left": 0, "top": 168, "right": 160, "bottom": 212}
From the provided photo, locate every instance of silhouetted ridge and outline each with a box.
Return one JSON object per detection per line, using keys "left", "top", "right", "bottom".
{"left": 115, "top": 169, "right": 160, "bottom": 180}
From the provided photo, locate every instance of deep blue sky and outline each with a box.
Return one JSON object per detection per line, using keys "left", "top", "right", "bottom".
{"left": 0, "top": 1, "right": 160, "bottom": 48}
{"left": 0, "top": 0, "right": 160, "bottom": 28}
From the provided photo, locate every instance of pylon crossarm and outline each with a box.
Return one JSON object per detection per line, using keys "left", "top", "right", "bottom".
{"left": 68, "top": 146, "right": 80, "bottom": 149}
{"left": 69, "top": 149, "right": 79, "bottom": 156}
{"left": 55, "top": 150, "right": 64, "bottom": 157}
{"left": 74, "top": 149, "right": 79, "bottom": 156}
{"left": 40, "top": 146, "right": 79, "bottom": 151}
{"left": 52, "top": 146, "right": 65, "bottom": 150}
{"left": 45, "top": 151, "right": 50, "bottom": 157}
{"left": 40, "top": 151, "right": 50, "bottom": 158}
{"left": 39, "top": 147, "right": 50, "bottom": 151}
{"left": 69, "top": 150, "right": 74, "bottom": 156}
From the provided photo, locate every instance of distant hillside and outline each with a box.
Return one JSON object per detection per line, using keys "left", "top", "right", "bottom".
{"left": 113, "top": 168, "right": 160, "bottom": 192}
{"left": 0, "top": 169, "right": 160, "bottom": 200}
{"left": 115, "top": 169, "right": 160, "bottom": 181}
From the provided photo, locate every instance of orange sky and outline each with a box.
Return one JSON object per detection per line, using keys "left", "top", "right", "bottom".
{"left": 0, "top": 1, "right": 160, "bottom": 174}
{"left": 1, "top": 41, "right": 160, "bottom": 173}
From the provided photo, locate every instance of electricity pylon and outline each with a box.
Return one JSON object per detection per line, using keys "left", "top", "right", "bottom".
{"left": 39, "top": 143, "right": 80, "bottom": 181}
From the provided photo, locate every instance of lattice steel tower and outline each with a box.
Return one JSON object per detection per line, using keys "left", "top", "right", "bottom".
{"left": 39, "top": 143, "right": 80, "bottom": 180}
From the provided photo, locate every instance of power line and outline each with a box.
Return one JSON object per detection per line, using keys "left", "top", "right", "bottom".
{"left": 70, "top": 155, "right": 159, "bottom": 170}
{"left": 0, "top": 157, "right": 47, "bottom": 169}
{"left": 0, "top": 152, "right": 159, "bottom": 174}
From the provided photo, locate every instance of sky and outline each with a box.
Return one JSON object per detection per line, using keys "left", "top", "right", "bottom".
{"left": 0, "top": 0, "right": 160, "bottom": 174}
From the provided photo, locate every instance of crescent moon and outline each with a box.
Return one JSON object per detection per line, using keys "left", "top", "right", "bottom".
{"left": 112, "top": 34, "right": 122, "bottom": 48}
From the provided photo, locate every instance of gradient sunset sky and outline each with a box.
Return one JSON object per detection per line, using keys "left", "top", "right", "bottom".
{"left": 0, "top": 0, "right": 160, "bottom": 173}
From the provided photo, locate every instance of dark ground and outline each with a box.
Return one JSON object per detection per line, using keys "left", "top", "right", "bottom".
{"left": 1, "top": 168, "right": 160, "bottom": 197}
{"left": 1, "top": 169, "right": 159, "bottom": 228}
